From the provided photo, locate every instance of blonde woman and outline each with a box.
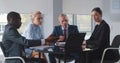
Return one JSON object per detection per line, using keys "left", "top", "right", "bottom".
{"left": 22, "top": 11, "right": 46, "bottom": 63}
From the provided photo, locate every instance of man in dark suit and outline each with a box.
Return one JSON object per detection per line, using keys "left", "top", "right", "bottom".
{"left": 48, "top": 14, "right": 82, "bottom": 63}
{"left": 2, "top": 11, "right": 41, "bottom": 63}
{"left": 51, "top": 24, "right": 79, "bottom": 41}
{"left": 82, "top": 7, "right": 110, "bottom": 63}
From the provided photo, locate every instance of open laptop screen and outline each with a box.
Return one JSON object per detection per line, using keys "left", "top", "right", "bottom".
{"left": 65, "top": 33, "right": 86, "bottom": 52}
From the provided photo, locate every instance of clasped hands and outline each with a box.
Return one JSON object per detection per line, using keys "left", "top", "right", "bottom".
{"left": 82, "top": 40, "right": 87, "bottom": 49}
{"left": 57, "top": 35, "right": 65, "bottom": 42}
{"left": 31, "top": 50, "right": 39, "bottom": 58}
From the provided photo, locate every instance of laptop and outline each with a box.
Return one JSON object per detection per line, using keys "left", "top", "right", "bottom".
{"left": 65, "top": 33, "right": 86, "bottom": 53}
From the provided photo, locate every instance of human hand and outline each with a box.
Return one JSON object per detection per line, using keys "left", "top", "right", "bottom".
{"left": 31, "top": 50, "right": 39, "bottom": 58}
{"left": 57, "top": 35, "right": 65, "bottom": 41}
{"left": 82, "top": 40, "right": 87, "bottom": 49}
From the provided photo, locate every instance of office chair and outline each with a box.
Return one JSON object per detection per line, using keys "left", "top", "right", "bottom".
{"left": 100, "top": 35, "right": 120, "bottom": 63}
{"left": 0, "top": 42, "right": 25, "bottom": 63}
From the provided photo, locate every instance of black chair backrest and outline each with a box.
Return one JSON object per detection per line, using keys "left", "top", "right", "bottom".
{"left": 0, "top": 42, "right": 6, "bottom": 56}
{"left": 111, "top": 35, "right": 120, "bottom": 48}
{"left": 105, "top": 35, "right": 120, "bottom": 61}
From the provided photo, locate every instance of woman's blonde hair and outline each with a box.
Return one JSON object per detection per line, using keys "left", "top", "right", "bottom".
{"left": 31, "top": 11, "right": 41, "bottom": 19}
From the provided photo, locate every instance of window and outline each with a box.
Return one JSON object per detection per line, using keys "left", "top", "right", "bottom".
{"left": 18, "top": 14, "right": 31, "bottom": 33}
{"left": 66, "top": 14, "right": 93, "bottom": 39}
{"left": 0, "top": 13, "right": 7, "bottom": 41}
{"left": 76, "top": 15, "right": 92, "bottom": 39}
{"left": 76, "top": 15, "right": 91, "bottom": 32}
{"left": 66, "top": 14, "right": 74, "bottom": 25}
{"left": 0, "top": 24, "right": 6, "bottom": 33}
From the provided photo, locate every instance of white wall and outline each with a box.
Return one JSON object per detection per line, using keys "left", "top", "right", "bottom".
{"left": 63, "top": 0, "right": 102, "bottom": 14}
{"left": 0, "top": 0, "right": 51, "bottom": 13}
{"left": 63, "top": 0, "right": 120, "bottom": 43}
{"left": 102, "top": 0, "right": 120, "bottom": 44}
{"left": 53, "top": 0, "right": 63, "bottom": 26}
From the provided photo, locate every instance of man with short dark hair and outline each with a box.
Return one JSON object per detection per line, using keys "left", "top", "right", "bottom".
{"left": 2, "top": 11, "right": 40, "bottom": 63}
{"left": 82, "top": 7, "right": 110, "bottom": 63}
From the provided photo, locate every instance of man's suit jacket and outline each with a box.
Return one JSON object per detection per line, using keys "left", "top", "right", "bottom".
{"left": 45, "top": 25, "right": 79, "bottom": 45}
{"left": 2, "top": 24, "right": 41, "bottom": 63}
{"left": 52, "top": 25, "right": 79, "bottom": 37}
{"left": 86, "top": 20, "right": 110, "bottom": 56}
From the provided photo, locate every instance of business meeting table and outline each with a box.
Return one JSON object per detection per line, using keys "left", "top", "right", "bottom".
{"left": 30, "top": 42, "right": 93, "bottom": 63}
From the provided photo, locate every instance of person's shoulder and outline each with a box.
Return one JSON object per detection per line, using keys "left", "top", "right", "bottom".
{"left": 54, "top": 25, "right": 61, "bottom": 28}
{"left": 5, "top": 24, "right": 11, "bottom": 29}
{"left": 25, "top": 22, "right": 35, "bottom": 30}
{"left": 101, "top": 20, "right": 110, "bottom": 30}
{"left": 28, "top": 22, "right": 34, "bottom": 27}
{"left": 69, "top": 25, "right": 77, "bottom": 27}
{"left": 22, "top": 22, "right": 34, "bottom": 34}
{"left": 6, "top": 24, "right": 16, "bottom": 31}
{"left": 102, "top": 20, "right": 110, "bottom": 27}
{"left": 6, "top": 24, "right": 18, "bottom": 35}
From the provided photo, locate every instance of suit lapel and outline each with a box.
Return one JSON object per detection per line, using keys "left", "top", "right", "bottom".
{"left": 68, "top": 25, "right": 71, "bottom": 35}
{"left": 59, "top": 26, "right": 63, "bottom": 35}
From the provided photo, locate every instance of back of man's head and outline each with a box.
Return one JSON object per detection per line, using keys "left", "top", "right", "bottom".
{"left": 7, "top": 11, "right": 20, "bottom": 22}
{"left": 7, "top": 11, "right": 21, "bottom": 28}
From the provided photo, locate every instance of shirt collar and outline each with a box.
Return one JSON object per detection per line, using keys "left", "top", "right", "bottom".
{"left": 61, "top": 25, "right": 68, "bottom": 30}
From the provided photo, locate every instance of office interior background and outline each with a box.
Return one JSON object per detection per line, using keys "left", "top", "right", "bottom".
{"left": 0, "top": 0, "right": 120, "bottom": 62}
{"left": 0, "top": 0, "right": 120, "bottom": 43}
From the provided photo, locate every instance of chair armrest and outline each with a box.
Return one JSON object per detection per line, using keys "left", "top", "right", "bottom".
{"left": 100, "top": 47, "right": 120, "bottom": 63}
{"left": 5, "top": 57, "right": 25, "bottom": 63}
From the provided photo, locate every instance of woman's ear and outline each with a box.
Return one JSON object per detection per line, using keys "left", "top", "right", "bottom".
{"left": 31, "top": 18, "right": 34, "bottom": 21}
{"left": 58, "top": 20, "right": 61, "bottom": 25}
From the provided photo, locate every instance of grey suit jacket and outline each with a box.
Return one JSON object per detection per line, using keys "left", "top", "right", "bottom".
{"left": 2, "top": 24, "right": 29, "bottom": 63}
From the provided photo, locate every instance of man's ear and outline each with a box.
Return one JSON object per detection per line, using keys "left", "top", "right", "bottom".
{"left": 8, "top": 18, "right": 13, "bottom": 24}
